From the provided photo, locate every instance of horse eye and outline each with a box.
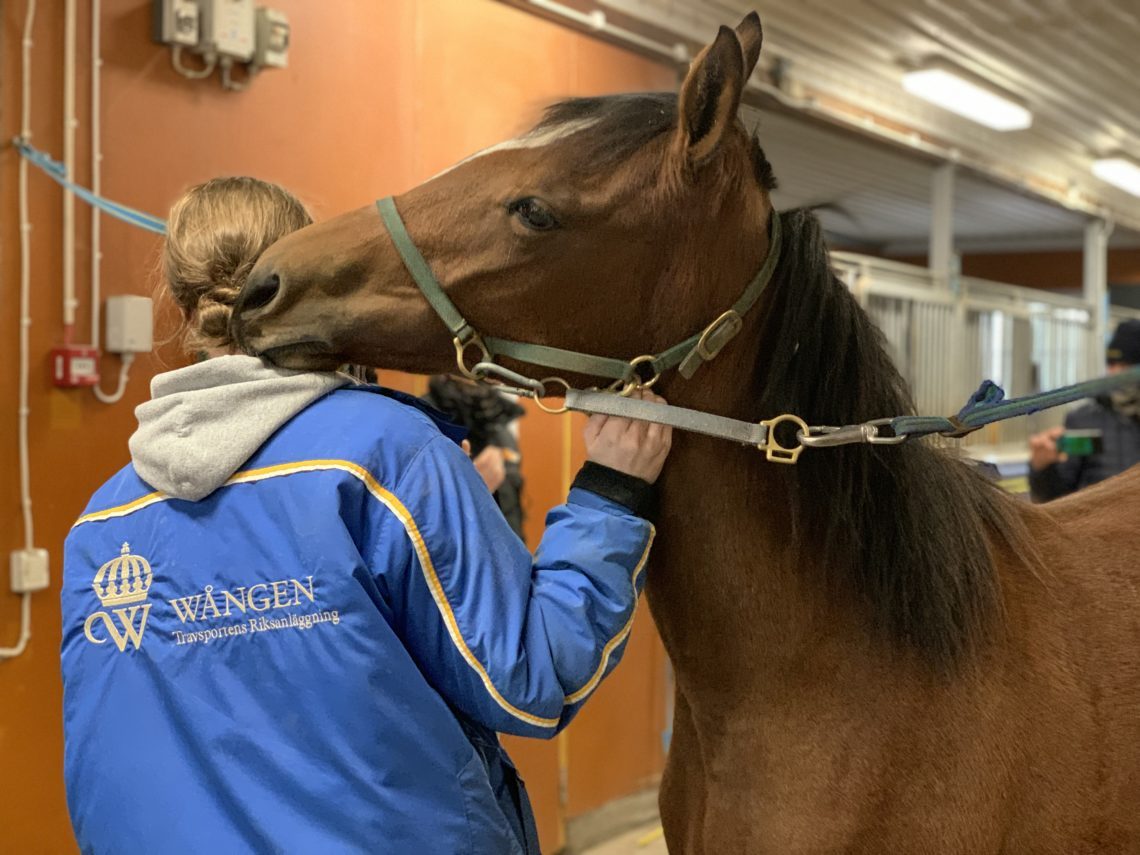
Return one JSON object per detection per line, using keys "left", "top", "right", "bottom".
{"left": 508, "top": 198, "right": 560, "bottom": 232}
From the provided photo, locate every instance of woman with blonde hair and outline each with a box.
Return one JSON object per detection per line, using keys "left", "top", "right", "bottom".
{"left": 162, "top": 176, "right": 315, "bottom": 357}
{"left": 61, "top": 177, "right": 670, "bottom": 854}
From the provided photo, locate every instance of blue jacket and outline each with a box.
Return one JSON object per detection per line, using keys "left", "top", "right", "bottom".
{"left": 62, "top": 381, "right": 655, "bottom": 854}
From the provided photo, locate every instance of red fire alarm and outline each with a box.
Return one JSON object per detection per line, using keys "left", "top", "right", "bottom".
{"left": 51, "top": 344, "right": 100, "bottom": 388}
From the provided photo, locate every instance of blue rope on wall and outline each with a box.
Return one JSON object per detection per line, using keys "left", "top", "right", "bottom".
{"left": 13, "top": 138, "right": 167, "bottom": 235}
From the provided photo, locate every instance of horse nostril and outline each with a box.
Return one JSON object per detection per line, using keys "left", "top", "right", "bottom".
{"left": 242, "top": 272, "right": 281, "bottom": 313}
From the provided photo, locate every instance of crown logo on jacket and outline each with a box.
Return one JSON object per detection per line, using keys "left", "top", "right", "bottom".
{"left": 92, "top": 543, "right": 153, "bottom": 607}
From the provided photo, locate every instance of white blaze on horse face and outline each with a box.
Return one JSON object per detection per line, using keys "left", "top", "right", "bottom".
{"left": 424, "top": 118, "right": 601, "bottom": 184}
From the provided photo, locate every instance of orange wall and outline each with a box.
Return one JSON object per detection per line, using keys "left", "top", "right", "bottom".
{"left": 0, "top": 2, "right": 674, "bottom": 852}
{"left": 893, "top": 250, "right": 1140, "bottom": 290}
{"left": 961, "top": 249, "right": 1140, "bottom": 290}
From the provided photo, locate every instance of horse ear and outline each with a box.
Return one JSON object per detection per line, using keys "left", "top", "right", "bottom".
{"left": 676, "top": 25, "right": 746, "bottom": 168}
{"left": 736, "top": 11, "right": 763, "bottom": 80}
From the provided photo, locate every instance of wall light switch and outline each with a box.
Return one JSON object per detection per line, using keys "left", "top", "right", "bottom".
{"left": 10, "top": 549, "right": 49, "bottom": 594}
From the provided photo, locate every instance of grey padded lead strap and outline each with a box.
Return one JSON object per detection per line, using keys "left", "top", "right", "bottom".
{"left": 565, "top": 389, "right": 769, "bottom": 447}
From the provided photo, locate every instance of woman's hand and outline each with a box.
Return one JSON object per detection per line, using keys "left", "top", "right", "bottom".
{"left": 473, "top": 447, "right": 507, "bottom": 493}
{"left": 463, "top": 440, "right": 508, "bottom": 492}
{"left": 583, "top": 391, "right": 672, "bottom": 484}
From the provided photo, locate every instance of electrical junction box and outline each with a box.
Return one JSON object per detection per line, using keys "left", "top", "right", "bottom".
{"left": 105, "top": 295, "right": 154, "bottom": 354}
{"left": 51, "top": 344, "right": 100, "bottom": 388}
{"left": 152, "top": 0, "right": 200, "bottom": 48}
{"left": 255, "top": 8, "right": 290, "bottom": 68}
{"left": 200, "top": 0, "right": 256, "bottom": 61}
{"left": 11, "top": 548, "right": 50, "bottom": 594}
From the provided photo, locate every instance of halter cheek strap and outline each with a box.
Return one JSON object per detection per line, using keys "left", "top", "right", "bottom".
{"left": 375, "top": 195, "right": 782, "bottom": 388}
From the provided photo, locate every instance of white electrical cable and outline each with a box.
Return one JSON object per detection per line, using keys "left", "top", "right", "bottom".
{"left": 17, "top": 0, "right": 36, "bottom": 553}
{"left": 0, "top": 594, "right": 32, "bottom": 660}
{"left": 4, "top": 0, "right": 39, "bottom": 662}
{"left": 91, "top": 0, "right": 103, "bottom": 351}
{"left": 93, "top": 353, "right": 135, "bottom": 405}
{"left": 172, "top": 44, "right": 217, "bottom": 80}
{"left": 63, "top": 0, "right": 78, "bottom": 335}
{"left": 219, "top": 56, "right": 258, "bottom": 92}
{"left": 89, "top": 0, "right": 141, "bottom": 408}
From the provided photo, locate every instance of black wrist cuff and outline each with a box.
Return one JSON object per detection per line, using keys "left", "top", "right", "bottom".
{"left": 571, "top": 462, "right": 655, "bottom": 518}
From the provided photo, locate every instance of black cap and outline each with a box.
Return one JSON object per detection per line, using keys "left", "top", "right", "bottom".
{"left": 1107, "top": 319, "right": 1140, "bottom": 366}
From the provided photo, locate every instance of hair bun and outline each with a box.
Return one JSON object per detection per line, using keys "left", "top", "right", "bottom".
{"left": 195, "top": 283, "right": 242, "bottom": 341}
{"left": 161, "top": 177, "right": 312, "bottom": 353}
{"left": 196, "top": 281, "right": 242, "bottom": 309}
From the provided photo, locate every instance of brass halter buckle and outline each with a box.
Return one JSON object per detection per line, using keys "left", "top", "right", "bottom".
{"left": 758, "top": 414, "right": 810, "bottom": 464}
{"left": 695, "top": 310, "right": 744, "bottom": 361}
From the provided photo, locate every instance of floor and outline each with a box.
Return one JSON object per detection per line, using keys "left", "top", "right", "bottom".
{"left": 581, "top": 823, "right": 668, "bottom": 855}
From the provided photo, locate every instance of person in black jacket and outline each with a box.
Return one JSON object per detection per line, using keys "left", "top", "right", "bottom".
{"left": 1028, "top": 319, "right": 1140, "bottom": 502}
{"left": 423, "top": 375, "right": 527, "bottom": 539}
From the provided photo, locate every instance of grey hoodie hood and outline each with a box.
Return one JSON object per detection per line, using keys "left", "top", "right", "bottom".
{"left": 129, "top": 355, "right": 351, "bottom": 501}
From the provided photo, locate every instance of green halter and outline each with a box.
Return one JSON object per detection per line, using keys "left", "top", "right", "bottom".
{"left": 375, "top": 196, "right": 782, "bottom": 391}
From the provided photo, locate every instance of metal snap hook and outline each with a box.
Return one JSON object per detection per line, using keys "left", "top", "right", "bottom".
{"left": 453, "top": 334, "right": 491, "bottom": 380}
{"left": 470, "top": 362, "right": 546, "bottom": 397}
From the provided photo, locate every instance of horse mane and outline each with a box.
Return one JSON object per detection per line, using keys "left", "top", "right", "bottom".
{"left": 534, "top": 93, "right": 778, "bottom": 190}
{"left": 540, "top": 93, "right": 1026, "bottom": 666}
{"left": 754, "top": 209, "right": 1034, "bottom": 667}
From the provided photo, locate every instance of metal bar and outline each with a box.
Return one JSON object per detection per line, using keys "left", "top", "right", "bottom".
{"left": 962, "top": 298, "right": 1034, "bottom": 319}
{"left": 858, "top": 279, "right": 958, "bottom": 306}
{"left": 929, "top": 163, "right": 955, "bottom": 284}
{"left": 831, "top": 252, "right": 940, "bottom": 286}
{"left": 1083, "top": 219, "right": 1112, "bottom": 376}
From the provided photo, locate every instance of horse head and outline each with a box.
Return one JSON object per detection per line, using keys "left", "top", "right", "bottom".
{"left": 231, "top": 13, "right": 775, "bottom": 395}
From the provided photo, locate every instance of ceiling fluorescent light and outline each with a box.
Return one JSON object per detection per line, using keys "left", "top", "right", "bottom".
{"left": 902, "top": 59, "right": 1032, "bottom": 131}
{"left": 1092, "top": 154, "right": 1140, "bottom": 197}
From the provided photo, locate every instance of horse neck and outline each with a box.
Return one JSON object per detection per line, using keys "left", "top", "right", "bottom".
{"left": 647, "top": 322, "right": 852, "bottom": 696}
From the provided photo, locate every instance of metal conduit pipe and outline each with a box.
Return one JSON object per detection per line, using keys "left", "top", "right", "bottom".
{"left": 3, "top": 0, "right": 38, "bottom": 661}
{"left": 63, "top": 0, "right": 79, "bottom": 339}
{"left": 91, "top": 0, "right": 103, "bottom": 350}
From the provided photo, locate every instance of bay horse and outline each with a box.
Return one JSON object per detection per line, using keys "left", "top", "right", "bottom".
{"left": 231, "top": 12, "right": 1140, "bottom": 853}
